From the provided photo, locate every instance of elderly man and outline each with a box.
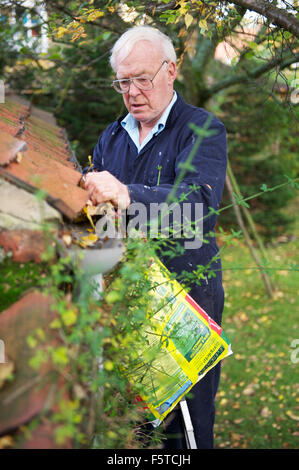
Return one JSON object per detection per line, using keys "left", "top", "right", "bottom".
{"left": 84, "top": 25, "right": 227, "bottom": 449}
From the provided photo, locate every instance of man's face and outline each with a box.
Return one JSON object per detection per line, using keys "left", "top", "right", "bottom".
{"left": 115, "top": 40, "right": 176, "bottom": 128}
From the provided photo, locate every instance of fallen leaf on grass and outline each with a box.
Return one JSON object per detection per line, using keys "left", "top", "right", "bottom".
{"left": 235, "top": 353, "right": 245, "bottom": 360}
{"left": 231, "top": 432, "right": 243, "bottom": 441}
{"left": 273, "top": 291, "right": 284, "bottom": 299}
{"left": 220, "top": 398, "right": 228, "bottom": 406}
{"left": 233, "top": 418, "right": 244, "bottom": 424}
{"left": 260, "top": 406, "right": 272, "bottom": 418}
{"left": 243, "top": 383, "right": 258, "bottom": 396}
{"left": 239, "top": 312, "right": 249, "bottom": 323}
{"left": 259, "top": 315, "right": 270, "bottom": 323}
{"left": 286, "top": 410, "right": 299, "bottom": 421}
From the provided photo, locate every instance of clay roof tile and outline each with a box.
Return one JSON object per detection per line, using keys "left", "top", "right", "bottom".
{"left": 0, "top": 95, "right": 88, "bottom": 219}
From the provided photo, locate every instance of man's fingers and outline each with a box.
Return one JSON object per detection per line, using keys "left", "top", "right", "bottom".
{"left": 84, "top": 171, "right": 130, "bottom": 209}
{"left": 89, "top": 186, "right": 117, "bottom": 204}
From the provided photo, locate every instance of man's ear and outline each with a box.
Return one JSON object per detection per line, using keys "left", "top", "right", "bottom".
{"left": 168, "top": 61, "right": 177, "bottom": 83}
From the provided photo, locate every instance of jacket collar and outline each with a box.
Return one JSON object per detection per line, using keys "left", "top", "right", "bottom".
{"left": 116, "top": 90, "right": 185, "bottom": 128}
{"left": 115, "top": 91, "right": 186, "bottom": 157}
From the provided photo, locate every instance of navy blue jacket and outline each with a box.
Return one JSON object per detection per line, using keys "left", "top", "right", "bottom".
{"left": 91, "top": 92, "right": 227, "bottom": 286}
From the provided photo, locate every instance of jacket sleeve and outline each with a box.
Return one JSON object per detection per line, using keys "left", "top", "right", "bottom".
{"left": 82, "top": 132, "right": 105, "bottom": 174}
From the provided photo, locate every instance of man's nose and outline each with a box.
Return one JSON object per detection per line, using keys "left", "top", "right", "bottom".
{"left": 128, "top": 80, "right": 141, "bottom": 97}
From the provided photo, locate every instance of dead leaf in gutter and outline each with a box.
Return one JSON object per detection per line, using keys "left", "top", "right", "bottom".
{"left": 76, "top": 233, "right": 99, "bottom": 248}
{"left": 83, "top": 204, "right": 95, "bottom": 231}
{"left": 62, "top": 234, "right": 72, "bottom": 247}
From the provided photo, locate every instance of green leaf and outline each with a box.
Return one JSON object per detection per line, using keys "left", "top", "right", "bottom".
{"left": 52, "top": 347, "right": 69, "bottom": 366}
{"left": 50, "top": 318, "right": 62, "bottom": 329}
{"left": 208, "top": 206, "right": 220, "bottom": 216}
{"left": 189, "top": 122, "right": 218, "bottom": 137}
{"left": 106, "top": 290, "right": 122, "bottom": 304}
{"left": 26, "top": 335, "right": 37, "bottom": 349}
{"left": 61, "top": 309, "right": 77, "bottom": 326}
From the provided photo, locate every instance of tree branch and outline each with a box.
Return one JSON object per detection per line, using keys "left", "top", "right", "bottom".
{"left": 228, "top": 0, "right": 299, "bottom": 38}
{"left": 205, "top": 51, "right": 299, "bottom": 98}
{"left": 193, "top": 5, "right": 247, "bottom": 72}
{"left": 145, "top": 1, "right": 299, "bottom": 37}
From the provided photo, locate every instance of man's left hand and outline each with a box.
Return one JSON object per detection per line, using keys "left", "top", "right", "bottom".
{"left": 84, "top": 171, "right": 131, "bottom": 209}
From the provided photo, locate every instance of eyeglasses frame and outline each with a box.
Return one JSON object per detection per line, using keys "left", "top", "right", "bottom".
{"left": 111, "top": 60, "right": 169, "bottom": 94}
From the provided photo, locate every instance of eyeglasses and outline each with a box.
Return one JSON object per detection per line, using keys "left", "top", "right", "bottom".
{"left": 112, "top": 60, "right": 168, "bottom": 94}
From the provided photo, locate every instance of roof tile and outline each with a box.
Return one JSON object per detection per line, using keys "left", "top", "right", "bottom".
{"left": 0, "top": 291, "right": 60, "bottom": 435}
{"left": 0, "top": 95, "right": 89, "bottom": 219}
{"left": 0, "top": 157, "right": 88, "bottom": 220}
{"left": 0, "top": 130, "right": 27, "bottom": 166}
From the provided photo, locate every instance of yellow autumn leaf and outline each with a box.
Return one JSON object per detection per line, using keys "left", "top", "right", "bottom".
{"left": 74, "top": 16, "right": 86, "bottom": 23}
{"left": 259, "top": 315, "right": 269, "bottom": 323}
{"left": 83, "top": 205, "right": 96, "bottom": 231}
{"left": 71, "top": 21, "right": 80, "bottom": 29}
{"left": 87, "top": 155, "right": 94, "bottom": 170}
{"left": 87, "top": 10, "right": 104, "bottom": 22}
{"left": 286, "top": 410, "right": 299, "bottom": 421}
{"left": 57, "top": 27, "right": 68, "bottom": 38}
{"left": 199, "top": 19, "right": 208, "bottom": 31}
{"left": 219, "top": 398, "right": 228, "bottom": 406}
{"left": 79, "top": 233, "right": 98, "bottom": 248}
{"left": 184, "top": 13, "right": 193, "bottom": 29}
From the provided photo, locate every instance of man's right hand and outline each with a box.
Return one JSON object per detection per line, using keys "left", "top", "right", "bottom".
{"left": 84, "top": 171, "right": 131, "bottom": 209}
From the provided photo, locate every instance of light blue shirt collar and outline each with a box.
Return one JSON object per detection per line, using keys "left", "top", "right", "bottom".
{"left": 121, "top": 91, "right": 177, "bottom": 153}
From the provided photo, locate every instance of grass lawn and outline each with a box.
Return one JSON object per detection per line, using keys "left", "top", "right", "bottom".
{"left": 214, "top": 233, "right": 299, "bottom": 449}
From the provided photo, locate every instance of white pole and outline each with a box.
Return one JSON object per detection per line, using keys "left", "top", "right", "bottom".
{"left": 179, "top": 398, "right": 197, "bottom": 449}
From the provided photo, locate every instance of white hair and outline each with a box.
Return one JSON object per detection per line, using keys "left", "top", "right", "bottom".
{"left": 110, "top": 25, "right": 177, "bottom": 72}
